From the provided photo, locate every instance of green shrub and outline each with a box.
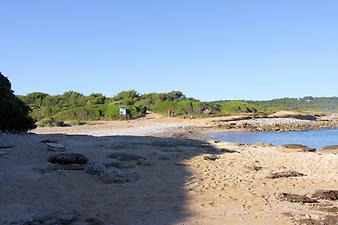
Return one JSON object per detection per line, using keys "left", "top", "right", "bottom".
{"left": 0, "top": 73, "right": 36, "bottom": 131}
{"left": 71, "top": 120, "right": 87, "bottom": 126}
{"left": 53, "top": 105, "right": 106, "bottom": 121}
{"left": 37, "top": 118, "right": 65, "bottom": 127}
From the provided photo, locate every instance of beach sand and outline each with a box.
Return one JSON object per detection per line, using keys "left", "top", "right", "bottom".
{"left": 0, "top": 113, "right": 337, "bottom": 225}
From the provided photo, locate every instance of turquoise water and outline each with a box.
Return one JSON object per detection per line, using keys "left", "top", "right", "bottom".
{"left": 209, "top": 128, "right": 338, "bottom": 149}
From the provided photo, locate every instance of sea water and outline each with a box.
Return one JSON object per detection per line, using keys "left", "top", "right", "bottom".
{"left": 208, "top": 128, "right": 338, "bottom": 149}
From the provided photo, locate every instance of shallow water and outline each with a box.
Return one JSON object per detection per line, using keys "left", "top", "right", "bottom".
{"left": 209, "top": 128, "right": 338, "bottom": 149}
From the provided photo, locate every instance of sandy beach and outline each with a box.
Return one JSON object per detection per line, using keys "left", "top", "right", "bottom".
{"left": 1, "top": 113, "right": 337, "bottom": 225}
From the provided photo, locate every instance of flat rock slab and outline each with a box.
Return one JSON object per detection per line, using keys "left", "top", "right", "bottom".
{"left": 282, "top": 144, "right": 316, "bottom": 152}
{"left": 46, "top": 143, "right": 66, "bottom": 152}
{"left": 48, "top": 153, "right": 88, "bottom": 165}
{"left": 312, "top": 190, "right": 338, "bottom": 201}
{"left": 280, "top": 193, "right": 318, "bottom": 204}
{"left": 267, "top": 170, "right": 305, "bottom": 179}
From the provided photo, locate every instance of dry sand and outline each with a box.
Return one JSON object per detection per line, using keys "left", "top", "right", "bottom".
{"left": 0, "top": 113, "right": 337, "bottom": 225}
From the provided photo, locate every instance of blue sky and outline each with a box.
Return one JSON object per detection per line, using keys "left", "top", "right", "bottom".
{"left": 1, "top": 0, "right": 337, "bottom": 101}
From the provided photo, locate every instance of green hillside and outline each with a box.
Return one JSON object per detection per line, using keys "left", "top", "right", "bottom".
{"left": 18, "top": 90, "right": 337, "bottom": 127}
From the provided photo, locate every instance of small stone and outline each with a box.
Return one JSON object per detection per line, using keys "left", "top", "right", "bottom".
{"left": 204, "top": 155, "right": 219, "bottom": 161}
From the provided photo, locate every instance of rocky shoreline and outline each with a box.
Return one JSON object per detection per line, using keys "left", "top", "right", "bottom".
{"left": 210, "top": 117, "right": 338, "bottom": 132}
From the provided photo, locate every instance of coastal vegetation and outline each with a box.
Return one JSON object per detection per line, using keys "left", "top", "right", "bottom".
{"left": 0, "top": 73, "right": 35, "bottom": 131}
{"left": 18, "top": 89, "right": 337, "bottom": 127}
{"left": 1, "top": 74, "right": 336, "bottom": 129}
{"left": 250, "top": 97, "right": 338, "bottom": 113}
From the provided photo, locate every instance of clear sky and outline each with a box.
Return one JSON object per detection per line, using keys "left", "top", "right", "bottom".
{"left": 1, "top": 0, "right": 337, "bottom": 101}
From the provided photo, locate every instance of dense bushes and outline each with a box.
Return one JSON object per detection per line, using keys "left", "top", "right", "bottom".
{"left": 18, "top": 89, "right": 271, "bottom": 125}
{"left": 251, "top": 97, "right": 338, "bottom": 113}
{"left": 0, "top": 73, "right": 35, "bottom": 131}
{"left": 37, "top": 118, "right": 65, "bottom": 127}
{"left": 18, "top": 87, "right": 337, "bottom": 127}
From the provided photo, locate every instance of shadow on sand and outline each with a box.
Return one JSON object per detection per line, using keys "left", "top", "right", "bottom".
{"left": 0, "top": 133, "right": 222, "bottom": 225}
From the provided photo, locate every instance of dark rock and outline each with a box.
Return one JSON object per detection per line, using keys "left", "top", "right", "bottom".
{"left": 219, "top": 148, "right": 238, "bottom": 153}
{"left": 204, "top": 155, "right": 219, "bottom": 161}
{"left": 312, "top": 190, "right": 338, "bottom": 200}
{"left": 280, "top": 193, "right": 318, "bottom": 204}
{"left": 137, "top": 159, "right": 154, "bottom": 166}
{"left": 40, "top": 139, "right": 59, "bottom": 143}
{"left": 0, "top": 144, "right": 13, "bottom": 149}
{"left": 48, "top": 153, "right": 88, "bottom": 165}
{"left": 108, "top": 152, "right": 145, "bottom": 161}
{"left": 293, "top": 114, "right": 317, "bottom": 121}
{"left": 86, "top": 217, "right": 105, "bottom": 225}
{"left": 282, "top": 144, "right": 316, "bottom": 152}
{"left": 267, "top": 170, "right": 305, "bottom": 179}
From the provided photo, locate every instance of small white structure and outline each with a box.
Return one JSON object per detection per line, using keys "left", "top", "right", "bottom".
{"left": 119, "top": 106, "right": 127, "bottom": 118}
